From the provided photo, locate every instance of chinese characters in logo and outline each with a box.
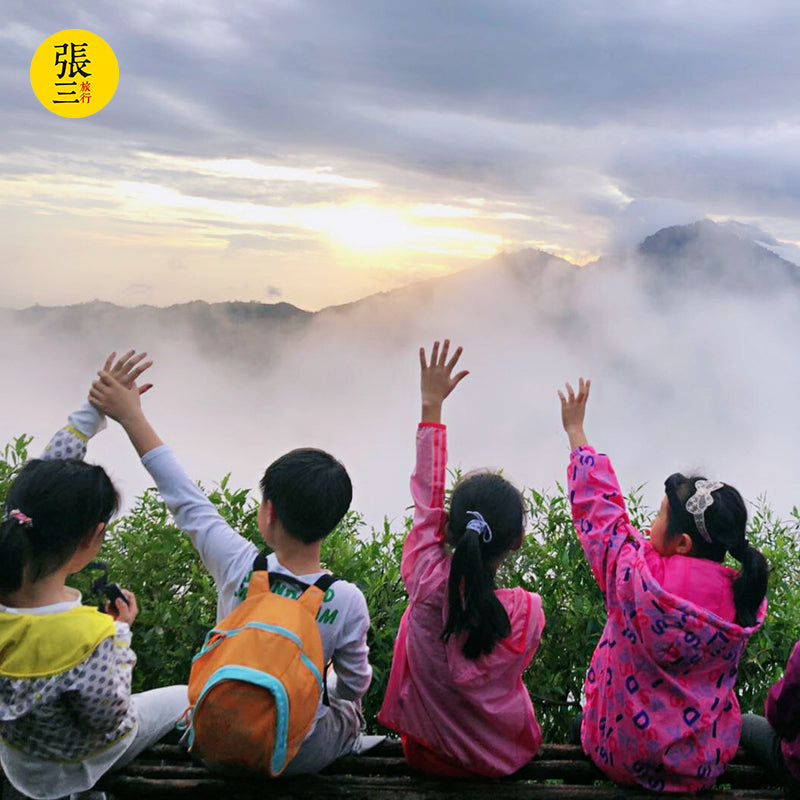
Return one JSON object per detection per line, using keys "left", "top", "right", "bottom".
{"left": 52, "top": 42, "right": 91, "bottom": 104}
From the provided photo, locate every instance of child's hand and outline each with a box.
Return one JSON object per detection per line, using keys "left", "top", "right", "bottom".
{"left": 558, "top": 378, "right": 591, "bottom": 450}
{"left": 89, "top": 372, "right": 143, "bottom": 425}
{"left": 108, "top": 589, "right": 138, "bottom": 626}
{"left": 100, "top": 350, "right": 154, "bottom": 395}
{"left": 89, "top": 370, "right": 164, "bottom": 457}
{"left": 419, "top": 339, "right": 469, "bottom": 423}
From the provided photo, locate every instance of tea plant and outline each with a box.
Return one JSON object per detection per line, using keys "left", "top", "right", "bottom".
{"left": 1, "top": 436, "right": 798, "bottom": 740}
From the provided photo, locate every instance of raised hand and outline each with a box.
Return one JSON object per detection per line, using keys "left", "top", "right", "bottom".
{"left": 419, "top": 339, "right": 469, "bottom": 423}
{"left": 89, "top": 371, "right": 164, "bottom": 457}
{"left": 558, "top": 378, "right": 591, "bottom": 450}
{"left": 89, "top": 372, "right": 142, "bottom": 425}
{"left": 100, "top": 350, "right": 154, "bottom": 395}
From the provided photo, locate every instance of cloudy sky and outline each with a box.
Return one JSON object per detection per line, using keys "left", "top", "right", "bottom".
{"left": 2, "top": 1, "right": 800, "bottom": 310}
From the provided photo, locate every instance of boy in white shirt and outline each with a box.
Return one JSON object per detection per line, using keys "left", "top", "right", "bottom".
{"left": 88, "top": 361, "right": 375, "bottom": 775}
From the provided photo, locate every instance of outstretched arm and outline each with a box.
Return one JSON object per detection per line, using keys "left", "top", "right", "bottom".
{"left": 41, "top": 350, "right": 153, "bottom": 461}
{"left": 419, "top": 339, "right": 469, "bottom": 423}
{"left": 559, "top": 379, "right": 637, "bottom": 599}
{"left": 558, "top": 377, "right": 590, "bottom": 450}
{"left": 89, "top": 371, "right": 257, "bottom": 612}
{"left": 402, "top": 340, "right": 468, "bottom": 599}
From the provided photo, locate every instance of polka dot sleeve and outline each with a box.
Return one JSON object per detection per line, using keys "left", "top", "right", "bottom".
{"left": 40, "top": 403, "right": 107, "bottom": 461}
{"left": 66, "top": 625, "right": 137, "bottom": 734}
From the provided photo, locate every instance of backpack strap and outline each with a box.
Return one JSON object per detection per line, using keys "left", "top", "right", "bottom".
{"left": 251, "top": 552, "right": 339, "bottom": 706}
{"left": 252, "top": 552, "right": 339, "bottom": 594}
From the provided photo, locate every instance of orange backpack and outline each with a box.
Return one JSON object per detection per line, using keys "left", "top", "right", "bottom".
{"left": 186, "top": 561, "right": 337, "bottom": 775}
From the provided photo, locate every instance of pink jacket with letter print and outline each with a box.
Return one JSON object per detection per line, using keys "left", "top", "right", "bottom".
{"left": 378, "top": 422, "right": 544, "bottom": 777}
{"left": 568, "top": 445, "right": 766, "bottom": 793}
{"left": 765, "top": 639, "right": 800, "bottom": 781}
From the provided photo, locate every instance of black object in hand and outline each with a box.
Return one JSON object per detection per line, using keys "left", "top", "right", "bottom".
{"left": 98, "top": 581, "right": 129, "bottom": 612}
{"left": 84, "top": 561, "right": 130, "bottom": 613}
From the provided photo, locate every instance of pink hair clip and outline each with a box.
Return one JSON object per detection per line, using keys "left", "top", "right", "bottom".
{"left": 7, "top": 509, "right": 33, "bottom": 528}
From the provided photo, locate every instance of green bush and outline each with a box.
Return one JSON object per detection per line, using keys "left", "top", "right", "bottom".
{"left": 1, "top": 436, "right": 798, "bottom": 741}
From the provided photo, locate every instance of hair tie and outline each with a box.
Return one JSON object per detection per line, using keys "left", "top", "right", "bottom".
{"left": 7, "top": 509, "right": 33, "bottom": 528}
{"left": 465, "top": 510, "right": 492, "bottom": 544}
{"left": 684, "top": 480, "right": 723, "bottom": 544}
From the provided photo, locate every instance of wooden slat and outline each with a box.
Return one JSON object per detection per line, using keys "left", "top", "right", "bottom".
{"left": 98, "top": 737, "right": 783, "bottom": 800}
{"left": 100, "top": 772, "right": 787, "bottom": 800}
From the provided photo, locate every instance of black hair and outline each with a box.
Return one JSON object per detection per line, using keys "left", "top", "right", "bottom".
{"left": 664, "top": 473, "right": 767, "bottom": 628}
{"left": 442, "top": 471, "right": 525, "bottom": 659}
{"left": 0, "top": 459, "right": 119, "bottom": 594}
{"left": 259, "top": 448, "right": 352, "bottom": 544}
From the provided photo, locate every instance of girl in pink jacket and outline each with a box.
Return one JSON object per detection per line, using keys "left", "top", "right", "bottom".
{"left": 559, "top": 378, "right": 768, "bottom": 793}
{"left": 378, "top": 340, "right": 545, "bottom": 777}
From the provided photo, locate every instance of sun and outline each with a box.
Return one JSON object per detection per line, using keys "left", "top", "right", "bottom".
{"left": 302, "top": 204, "right": 416, "bottom": 252}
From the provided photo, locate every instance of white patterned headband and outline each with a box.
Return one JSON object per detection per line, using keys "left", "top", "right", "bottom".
{"left": 684, "top": 480, "right": 724, "bottom": 543}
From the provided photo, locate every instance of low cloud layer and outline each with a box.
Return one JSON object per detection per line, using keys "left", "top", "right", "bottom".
{"left": 1, "top": 238, "right": 797, "bottom": 538}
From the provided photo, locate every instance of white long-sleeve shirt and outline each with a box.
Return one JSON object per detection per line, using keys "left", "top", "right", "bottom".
{"left": 140, "top": 444, "right": 373, "bottom": 710}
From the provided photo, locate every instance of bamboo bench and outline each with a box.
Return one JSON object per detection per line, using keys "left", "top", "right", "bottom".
{"left": 94, "top": 738, "right": 787, "bottom": 800}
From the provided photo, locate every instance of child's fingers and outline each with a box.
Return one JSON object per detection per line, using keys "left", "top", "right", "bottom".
{"left": 128, "top": 359, "right": 153, "bottom": 382}
{"left": 557, "top": 390, "right": 566, "bottom": 403}
{"left": 439, "top": 339, "right": 450, "bottom": 366}
{"left": 419, "top": 347, "right": 427, "bottom": 370}
{"left": 114, "top": 350, "right": 136, "bottom": 373}
{"left": 565, "top": 382, "right": 575, "bottom": 401}
{"left": 452, "top": 369, "right": 469, "bottom": 387}
{"left": 445, "top": 345, "right": 463, "bottom": 372}
{"left": 121, "top": 589, "right": 138, "bottom": 616}
{"left": 138, "top": 383, "right": 154, "bottom": 396}
{"left": 124, "top": 351, "right": 148, "bottom": 372}
{"left": 102, "top": 352, "right": 116, "bottom": 373}
{"left": 430, "top": 340, "right": 440, "bottom": 366}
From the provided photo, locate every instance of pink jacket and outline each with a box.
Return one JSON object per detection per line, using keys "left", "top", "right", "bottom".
{"left": 378, "top": 423, "right": 545, "bottom": 777}
{"left": 766, "top": 640, "right": 800, "bottom": 781}
{"left": 568, "top": 446, "right": 766, "bottom": 793}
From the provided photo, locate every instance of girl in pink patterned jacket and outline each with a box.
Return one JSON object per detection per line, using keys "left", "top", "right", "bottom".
{"left": 378, "top": 340, "right": 545, "bottom": 778}
{"left": 559, "top": 378, "right": 768, "bottom": 793}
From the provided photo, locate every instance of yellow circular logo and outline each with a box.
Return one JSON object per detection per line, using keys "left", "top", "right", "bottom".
{"left": 30, "top": 30, "right": 118, "bottom": 118}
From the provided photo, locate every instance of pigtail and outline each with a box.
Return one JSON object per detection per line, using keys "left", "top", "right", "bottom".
{"left": 666, "top": 473, "right": 768, "bottom": 629}
{"left": 441, "top": 472, "right": 524, "bottom": 660}
{"left": 0, "top": 517, "right": 32, "bottom": 594}
{"left": 730, "top": 543, "right": 768, "bottom": 628}
{"left": 442, "top": 529, "right": 511, "bottom": 659}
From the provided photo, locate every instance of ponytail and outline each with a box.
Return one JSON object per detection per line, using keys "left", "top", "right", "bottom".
{"left": 665, "top": 473, "right": 767, "bottom": 628}
{"left": 0, "top": 518, "right": 32, "bottom": 594}
{"left": 441, "top": 472, "right": 524, "bottom": 659}
{"left": 1, "top": 459, "right": 119, "bottom": 594}
{"left": 730, "top": 542, "right": 768, "bottom": 628}
{"left": 442, "top": 527, "right": 510, "bottom": 659}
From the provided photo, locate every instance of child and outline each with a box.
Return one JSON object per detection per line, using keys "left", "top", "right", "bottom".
{"left": 88, "top": 364, "right": 376, "bottom": 776}
{"left": 559, "top": 377, "right": 768, "bottom": 792}
{"left": 0, "top": 352, "right": 188, "bottom": 800}
{"left": 739, "top": 646, "right": 800, "bottom": 797}
{"left": 378, "top": 340, "right": 545, "bottom": 778}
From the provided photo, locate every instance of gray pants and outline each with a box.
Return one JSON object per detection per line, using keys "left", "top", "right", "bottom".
{"left": 741, "top": 713, "right": 800, "bottom": 798}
